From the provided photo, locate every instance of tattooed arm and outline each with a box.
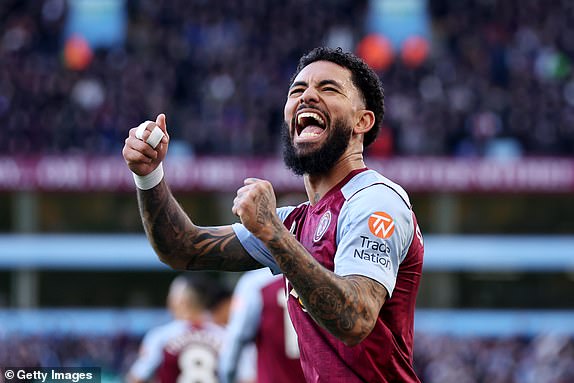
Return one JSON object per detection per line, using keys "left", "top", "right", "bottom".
{"left": 123, "top": 114, "right": 261, "bottom": 272}
{"left": 233, "top": 178, "right": 387, "bottom": 346}
{"left": 268, "top": 224, "right": 387, "bottom": 346}
{"left": 137, "top": 181, "right": 262, "bottom": 271}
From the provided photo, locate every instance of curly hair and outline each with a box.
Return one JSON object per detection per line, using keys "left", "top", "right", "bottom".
{"left": 290, "top": 47, "right": 385, "bottom": 148}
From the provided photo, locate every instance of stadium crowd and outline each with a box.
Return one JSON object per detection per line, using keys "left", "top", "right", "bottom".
{"left": 2, "top": 1, "right": 573, "bottom": 382}
{"left": 1, "top": 0, "right": 573, "bottom": 157}
{"left": 414, "top": 333, "right": 574, "bottom": 383}
{"left": 0, "top": 333, "right": 141, "bottom": 382}
{"left": 1, "top": 332, "right": 572, "bottom": 383}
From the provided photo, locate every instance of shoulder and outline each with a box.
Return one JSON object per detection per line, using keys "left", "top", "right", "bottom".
{"left": 342, "top": 169, "right": 411, "bottom": 209}
{"left": 337, "top": 170, "right": 414, "bottom": 245}
{"left": 149, "top": 320, "right": 187, "bottom": 338}
{"left": 340, "top": 170, "right": 412, "bottom": 224}
{"left": 141, "top": 320, "right": 188, "bottom": 350}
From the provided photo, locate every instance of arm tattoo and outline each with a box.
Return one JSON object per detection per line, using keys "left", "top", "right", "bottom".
{"left": 137, "top": 181, "right": 261, "bottom": 271}
{"left": 256, "top": 193, "right": 272, "bottom": 225}
{"left": 264, "top": 226, "right": 387, "bottom": 345}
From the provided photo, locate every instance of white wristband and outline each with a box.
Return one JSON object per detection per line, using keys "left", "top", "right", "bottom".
{"left": 133, "top": 163, "right": 164, "bottom": 190}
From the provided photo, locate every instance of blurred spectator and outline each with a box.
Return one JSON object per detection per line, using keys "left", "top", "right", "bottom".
{"left": 1, "top": 0, "right": 573, "bottom": 156}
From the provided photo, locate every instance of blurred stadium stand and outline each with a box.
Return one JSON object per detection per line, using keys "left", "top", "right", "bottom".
{"left": 1, "top": 0, "right": 574, "bottom": 382}
{"left": 1, "top": 0, "right": 574, "bottom": 156}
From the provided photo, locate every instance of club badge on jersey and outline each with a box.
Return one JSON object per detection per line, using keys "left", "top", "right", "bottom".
{"left": 313, "top": 210, "right": 332, "bottom": 242}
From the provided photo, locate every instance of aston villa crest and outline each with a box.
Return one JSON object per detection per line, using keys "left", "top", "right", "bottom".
{"left": 314, "top": 211, "right": 332, "bottom": 242}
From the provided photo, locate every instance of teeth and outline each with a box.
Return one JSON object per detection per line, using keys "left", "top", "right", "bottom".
{"left": 300, "top": 132, "right": 320, "bottom": 138}
{"left": 297, "top": 112, "right": 324, "bottom": 126}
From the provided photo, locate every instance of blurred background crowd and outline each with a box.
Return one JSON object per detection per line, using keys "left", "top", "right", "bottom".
{"left": 0, "top": 334, "right": 140, "bottom": 380}
{"left": 1, "top": 1, "right": 573, "bottom": 382}
{"left": 414, "top": 333, "right": 574, "bottom": 383}
{"left": 2, "top": 332, "right": 573, "bottom": 383}
{"left": 2, "top": 0, "right": 574, "bottom": 157}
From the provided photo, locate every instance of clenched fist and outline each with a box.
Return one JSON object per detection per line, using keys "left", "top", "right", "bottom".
{"left": 122, "top": 114, "right": 170, "bottom": 177}
{"left": 232, "top": 178, "right": 282, "bottom": 242}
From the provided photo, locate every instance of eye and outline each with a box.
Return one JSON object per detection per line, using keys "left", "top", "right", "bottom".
{"left": 322, "top": 87, "right": 339, "bottom": 93}
{"left": 289, "top": 87, "right": 304, "bottom": 96}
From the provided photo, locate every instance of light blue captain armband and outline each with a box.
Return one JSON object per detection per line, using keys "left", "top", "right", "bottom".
{"left": 232, "top": 223, "right": 281, "bottom": 274}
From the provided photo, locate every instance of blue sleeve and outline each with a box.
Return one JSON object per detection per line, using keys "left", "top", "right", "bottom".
{"left": 231, "top": 206, "right": 296, "bottom": 274}
{"left": 334, "top": 185, "right": 414, "bottom": 298}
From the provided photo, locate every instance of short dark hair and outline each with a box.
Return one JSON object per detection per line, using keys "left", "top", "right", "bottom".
{"left": 290, "top": 47, "right": 385, "bottom": 148}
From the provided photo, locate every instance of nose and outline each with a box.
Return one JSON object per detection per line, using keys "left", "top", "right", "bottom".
{"left": 300, "top": 86, "right": 319, "bottom": 104}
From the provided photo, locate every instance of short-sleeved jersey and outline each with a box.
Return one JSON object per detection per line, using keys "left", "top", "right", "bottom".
{"left": 233, "top": 168, "right": 424, "bottom": 383}
{"left": 158, "top": 321, "right": 225, "bottom": 383}
{"left": 129, "top": 320, "right": 188, "bottom": 381}
{"left": 218, "top": 268, "right": 305, "bottom": 383}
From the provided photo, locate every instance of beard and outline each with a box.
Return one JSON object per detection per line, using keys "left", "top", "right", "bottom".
{"left": 281, "top": 118, "right": 352, "bottom": 176}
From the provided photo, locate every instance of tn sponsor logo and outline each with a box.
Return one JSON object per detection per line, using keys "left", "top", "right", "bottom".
{"left": 360, "top": 235, "right": 391, "bottom": 254}
{"left": 368, "top": 211, "right": 395, "bottom": 239}
{"left": 353, "top": 249, "right": 391, "bottom": 269}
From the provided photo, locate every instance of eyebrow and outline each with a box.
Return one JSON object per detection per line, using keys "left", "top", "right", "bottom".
{"left": 289, "top": 79, "right": 344, "bottom": 90}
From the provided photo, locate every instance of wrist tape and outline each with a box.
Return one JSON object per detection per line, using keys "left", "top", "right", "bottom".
{"left": 133, "top": 163, "right": 164, "bottom": 190}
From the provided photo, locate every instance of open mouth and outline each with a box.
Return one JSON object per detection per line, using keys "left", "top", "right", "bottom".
{"left": 295, "top": 110, "right": 327, "bottom": 139}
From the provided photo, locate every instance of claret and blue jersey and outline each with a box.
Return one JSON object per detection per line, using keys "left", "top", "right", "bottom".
{"left": 233, "top": 168, "right": 424, "bottom": 383}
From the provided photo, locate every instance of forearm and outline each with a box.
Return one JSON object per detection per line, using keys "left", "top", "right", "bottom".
{"left": 263, "top": 222, "right": 382, "bottom": 346}
{"left": 137, "top": 180, "right": 196, "bottom": 268}
{"left": 231, "top": 176, "right": 384, "bottom": 343}
{"left": 137, "top": 181, "right": 260, "bottom": 271}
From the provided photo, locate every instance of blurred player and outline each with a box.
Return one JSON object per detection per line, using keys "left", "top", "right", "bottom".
{"left": 203, "top": 281, "right": 233, "bottom": 327}
{"left": 218, "top": 268, "right": 305, "bottom": 383}
{"left": 123, "top": 47, "right": 424, "bottom": 382}
{"left": 128, "top": 274, "right": 225, "bottom": 383}
{"left": 128, "top": 275, "right": 196, "bottom": 383}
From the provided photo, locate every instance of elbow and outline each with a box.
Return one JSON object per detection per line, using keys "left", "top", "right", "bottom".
{"left": 341, "top": 337, "right": 363, "bottom": 348}
{"left": 158, "top": 256, "right": 181, "bottom": 270}
{"left": 338, "top": 316, "right": 377, "bottom": 347}
{"left": 339, "top": 330, "right": 370, "bottom": 347}
{"left": 156, "top": 251, "right": 188, "bottom": 270}
{"left": 311, "top": 302, "right": 378, "bottom": 346}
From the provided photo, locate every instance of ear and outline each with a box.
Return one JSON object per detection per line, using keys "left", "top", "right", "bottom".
{"left": 353, "top": 110, "right": 375, "bottom": 136}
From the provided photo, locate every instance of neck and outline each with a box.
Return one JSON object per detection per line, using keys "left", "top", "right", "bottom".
{"left": 304, "top": 151, "right": 365, "bottom": 205}
{"left": 180, "top": 309, "right": 205, "bottom": 324}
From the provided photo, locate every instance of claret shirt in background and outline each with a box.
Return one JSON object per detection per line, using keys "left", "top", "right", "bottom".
{"left": 219, "top": 268, "right": 305, "bottom": 383}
